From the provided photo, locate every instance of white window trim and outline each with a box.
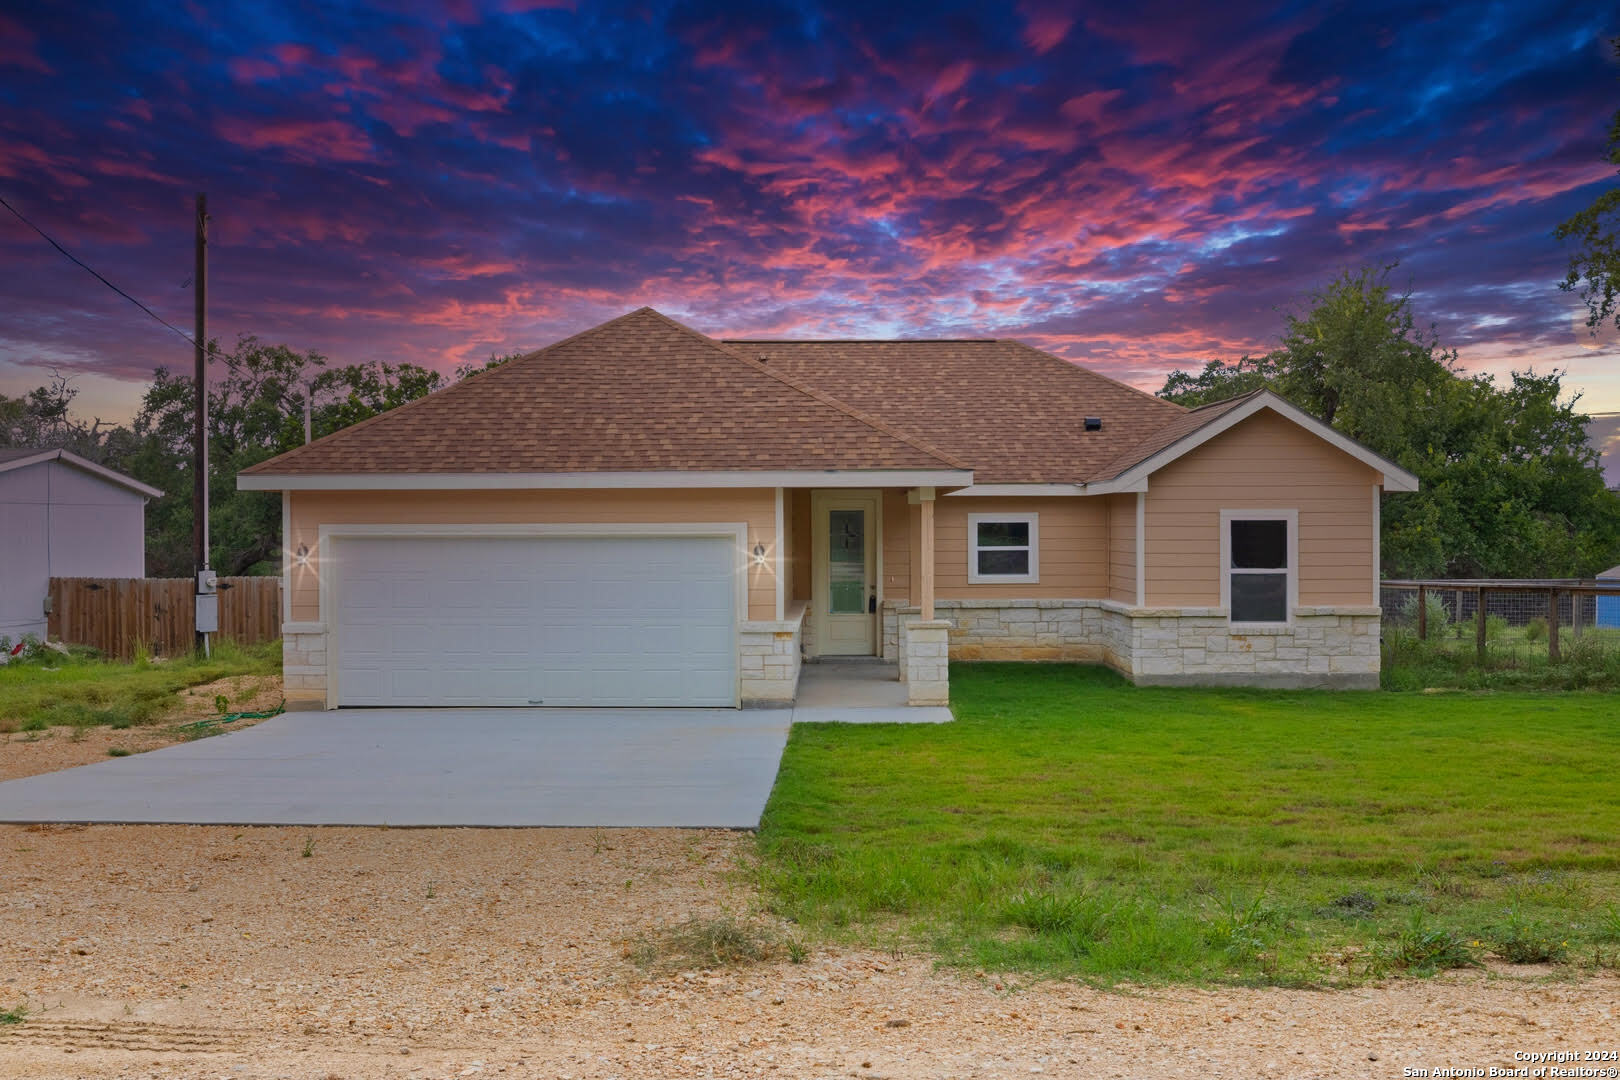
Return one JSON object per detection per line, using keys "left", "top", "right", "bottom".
{"left": 967, "top": 512, "right": 1039, "bottom": 584}
{"left": 1219, "top": 509, "right": 1298, "bottom": 627}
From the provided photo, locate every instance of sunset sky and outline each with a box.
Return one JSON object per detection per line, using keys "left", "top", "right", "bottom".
{"left": 2, "top": 2, "right": 1617, "bottom": 473}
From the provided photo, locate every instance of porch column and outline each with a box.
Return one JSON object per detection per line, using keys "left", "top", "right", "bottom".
{"left": 918, "top": 486, "right": 936, "bottom": 621}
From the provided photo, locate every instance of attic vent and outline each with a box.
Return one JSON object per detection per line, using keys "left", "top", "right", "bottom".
{"left": 758, "top": 354, "right": 770, "bottom": 363}
{"left": 1084, "top": 417, "right": 1102, "bottom": 431}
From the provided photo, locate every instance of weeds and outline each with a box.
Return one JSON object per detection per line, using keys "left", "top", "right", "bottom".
{"left": 1382, "top": 621, "right": 1620, "bottom": 691}
{"left": 300, "top": 837, "right": 315, "bottom": 858}
{"left": 0, "top": 1003, "right": 25, "bottom": 1025}
{"left": 630, "top": 915, "right": 783, "bottom": 971}
{"left": 1204, "top": 891, "right": 1281, "bottom": 958}
{"left": 0, "top": 639, "right": 278, "bottom": 733}
{"left": 1385, "top": 911, "right": 1478, "bottom": 972}
{"left": 1492, "top": 907, "right": 1570, "bottom": 964}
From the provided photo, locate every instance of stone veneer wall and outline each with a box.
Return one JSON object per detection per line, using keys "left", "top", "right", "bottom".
{"left": 1122, "top": 605, "right": 1380, "bottom": 689}
{"left": 898, "top": 599, "right": 1380, "bottom": 690}
{"left": 281, "top": 622, "right": 328, "bottom": 709}
{"left": 739, "top": 605, "right": 805, "bottom": 705}
{"left": 900, "top": 619, "right": 950, "bottom": 705}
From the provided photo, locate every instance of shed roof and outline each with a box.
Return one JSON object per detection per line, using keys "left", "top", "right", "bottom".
{"left": 0, "top": 448, "right": 164, "bottom": 499}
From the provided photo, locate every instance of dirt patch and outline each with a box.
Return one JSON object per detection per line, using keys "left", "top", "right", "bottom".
{"left": 0, "top": 675, "right": 282, "bottom": 782}
{"left": 164, "top": 673, "right": 284, "bottom": 724}
{"left": 0, "top": 825, "right": 1613, "bottom": 1078}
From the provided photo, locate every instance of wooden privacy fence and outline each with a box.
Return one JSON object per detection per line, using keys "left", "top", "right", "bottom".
{"left": 46, "top": 576, "right": 282, "bottom": 659}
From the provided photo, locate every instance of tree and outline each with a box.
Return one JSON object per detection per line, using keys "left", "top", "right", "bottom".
{"left": 0, "top": 369, "right": 123, "bottom": 460}
{"left": 5, "top": 334, "right": 489, "bottom": 578}
{"left": 1554, "top": 36, "right": 1620, "bottom": 334}
{"left": 1159, "top": 265, "right": 1620, "bottom": 578}
{"left": 453, "top": 350, "right": 523, "bottom": 381}
{"left": 1154, "top": 354, "right": 1281, "bottom": 408}
{"left": 129, "top": 335, "right": 449, "bottom": 576}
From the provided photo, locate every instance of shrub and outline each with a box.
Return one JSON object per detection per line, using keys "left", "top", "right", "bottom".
{"left": 1526, "top": 617, "right": 1547, "bottom": 642}
{"left": 1399, "top": 593, "right": 1451, "bottom": 632}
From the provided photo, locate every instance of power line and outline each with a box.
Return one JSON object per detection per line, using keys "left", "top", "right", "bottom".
{"left": 0, "top": 191, "right": 222, "bottom": 359}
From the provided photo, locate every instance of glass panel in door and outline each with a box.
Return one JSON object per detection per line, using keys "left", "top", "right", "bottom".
{"left": 827, "top": 509, "right": 866, "bottom": 614}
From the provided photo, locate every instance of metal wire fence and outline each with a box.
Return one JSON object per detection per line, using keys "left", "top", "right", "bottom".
{"left": 1380, "top": 578, "right": 1620, "bottom": 669}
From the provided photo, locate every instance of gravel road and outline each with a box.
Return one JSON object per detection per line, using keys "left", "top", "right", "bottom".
{"left": 0, "top": 824, "right": 1614, "bottom": 1079}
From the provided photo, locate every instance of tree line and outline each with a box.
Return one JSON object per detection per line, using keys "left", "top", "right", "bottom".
{"left": 1157, "top": 265, "right": 1620, "bottom": 579}
{"left": 1, "top": 341, "right": 512, "bottom": 577}
{"left": 4, "top": 273, "right": 1617, "bottom": 582}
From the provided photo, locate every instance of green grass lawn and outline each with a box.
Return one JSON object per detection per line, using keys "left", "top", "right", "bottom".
{"left": 757, "top": 663, "right": 1620, "bottom": 986}
{"left": 0, "top": 640, "right": 280, "bottom": 733}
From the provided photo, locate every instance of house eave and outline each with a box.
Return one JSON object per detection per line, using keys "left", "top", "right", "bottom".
{"left": 238, "top": 468, "right": 975, "bottom": 492}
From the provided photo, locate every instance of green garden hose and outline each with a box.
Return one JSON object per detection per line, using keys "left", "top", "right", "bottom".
{"left": 177, "top": 701, "right": 285, "bottom": 732}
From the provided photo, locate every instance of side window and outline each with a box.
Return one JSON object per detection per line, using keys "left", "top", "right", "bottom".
{"left": 967, "top": 512, "right": 1039, "bottom": 584}
{"left": 1224, "top": 513, "right": 1293, "bottom": 624}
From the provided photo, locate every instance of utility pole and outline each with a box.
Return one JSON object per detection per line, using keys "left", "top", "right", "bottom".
{"left": 193, "top": 193, "right": 217, "bottom": 654}
{"left": 304, "top": 381, "right": 313, "bottom": 444}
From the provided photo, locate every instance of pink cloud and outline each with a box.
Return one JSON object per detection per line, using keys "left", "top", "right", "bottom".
{"left": 227, "top": 57, "right": 280, "bottom": 83}
{"left": 0, "top": 15, "right": 51, "bottom": 74}
{"left": 1021, "top": 5, "right": 1074, "bottom": 54}
{"left": 214, "top": 116, "right": 376, "bottom": 163}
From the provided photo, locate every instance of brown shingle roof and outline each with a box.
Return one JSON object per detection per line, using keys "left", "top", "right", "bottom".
{"left": 1089, "top": 389, "right": 1264, "bottom": 483}
{"left": 243, "top": 309, "right": 965, "bottom": 476}
{"left": 728, "top": 338, "right": 1186, "bottom": 483}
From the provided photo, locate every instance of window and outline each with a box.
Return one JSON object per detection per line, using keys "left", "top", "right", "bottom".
{"left": 967, "top": 512, "right": 1039, "bottom": 583}
{"left": 1221, "top": 511, "right": 1296, "bottom": 624}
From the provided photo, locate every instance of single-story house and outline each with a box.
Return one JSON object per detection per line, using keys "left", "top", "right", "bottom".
{"left": 0, "top": 448, "right": 162, "bottom": 640}
{"left": 238, "top": 307, "right": 1417, "bottom": 709}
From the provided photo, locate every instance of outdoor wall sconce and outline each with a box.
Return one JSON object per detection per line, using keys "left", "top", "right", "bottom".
{"left": 752, "top": 542, "right": 768, "bottom": 567}
{"left": 294, "top": 543, "right": 310, "bottom": 567}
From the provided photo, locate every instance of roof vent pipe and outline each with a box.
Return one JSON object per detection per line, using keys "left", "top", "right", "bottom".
{"left": 1084, "top": 417, "right": 1102, "bottom": 431}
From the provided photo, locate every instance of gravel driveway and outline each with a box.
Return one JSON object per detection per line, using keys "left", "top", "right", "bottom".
{"left": 0, "top": 825, "right": 1613, "bottom": 1079}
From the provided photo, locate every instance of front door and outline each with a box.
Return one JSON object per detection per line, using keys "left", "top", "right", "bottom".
{"left": 812, "top": 491, "right": 878, "bottom": 655}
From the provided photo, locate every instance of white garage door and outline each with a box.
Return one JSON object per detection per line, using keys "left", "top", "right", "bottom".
{"left": 333, "top": 535, "right": 738, "bottom": 708}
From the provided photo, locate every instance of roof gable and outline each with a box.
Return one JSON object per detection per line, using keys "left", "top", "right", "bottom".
{"left": 1093, "top": 389, "right": 1419, "bottom": 492}
{"left": 0, "top": 448, "right": 163, "bottom": 498}
{"left": 243, "top": 308, "right": 965, "bottom": 478}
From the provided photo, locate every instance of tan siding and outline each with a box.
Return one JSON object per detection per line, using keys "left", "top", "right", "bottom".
{"left": 288, "top": 488, "right": 778, "bottom": 623}
{"left": 935, "top": 497, "right": 1108, "bottom": 599}
{"left": 1106, "top": 492, "right": 1137, "bottom": 604}
{"left": 788, "top": 489, "right": 811, "bottom": 606}
{"left": 882, "top": 489, "right": 912, "bottom": 602}
{"left": 1143, "top": 411, "right": 1378, "bottom": 607}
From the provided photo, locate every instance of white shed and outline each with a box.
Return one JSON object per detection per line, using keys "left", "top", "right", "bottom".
{"left": 0, "top": 449, "right": 163, "bottom": 640}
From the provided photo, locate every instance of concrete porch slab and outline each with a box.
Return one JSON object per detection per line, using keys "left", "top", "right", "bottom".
{"left": 790, "top": 661, "right": 953, "bottom": 724}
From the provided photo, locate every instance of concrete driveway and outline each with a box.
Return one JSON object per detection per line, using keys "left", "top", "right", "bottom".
{"left": 0, "top": 708, "right": 792, "bottom": 828}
